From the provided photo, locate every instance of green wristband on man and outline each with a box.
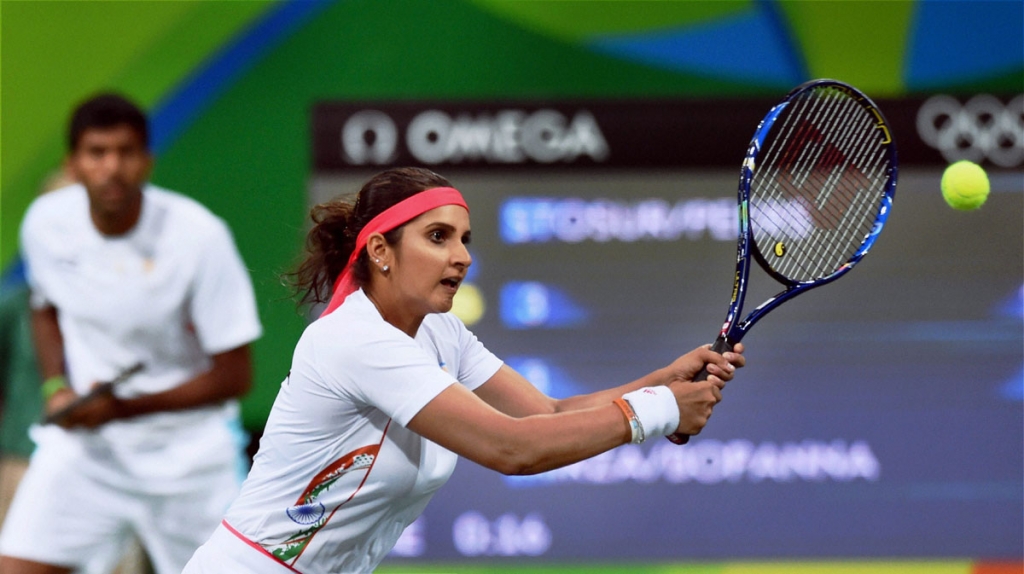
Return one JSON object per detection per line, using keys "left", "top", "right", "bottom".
{"left": 42, "top": 374, "right": 69, "bottom": 400}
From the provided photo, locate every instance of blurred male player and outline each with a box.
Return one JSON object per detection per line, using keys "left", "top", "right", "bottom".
{"left": 0, "top": 93, "right": 262, "bottom": 574}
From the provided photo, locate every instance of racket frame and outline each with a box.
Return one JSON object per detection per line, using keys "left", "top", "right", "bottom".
{"left": 717, "top": 79, "right": 898, "bottom": 348}
{"left": 668, "top": 79, "right": 897, "bottom": 445}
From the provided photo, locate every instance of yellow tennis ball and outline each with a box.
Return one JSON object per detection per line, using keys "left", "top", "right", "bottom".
{"left": 941, "top": 160, "right": 990, "bottom": 211}
{"left": 451, "top": 282, "right": 485, "bottom": 326}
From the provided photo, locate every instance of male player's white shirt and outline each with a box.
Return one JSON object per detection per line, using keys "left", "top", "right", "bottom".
{"left": 18, "top": 183, "right": 262, "bottom": 493}
{"left": 220, "top": 289, "right": 502, "bottom": 574}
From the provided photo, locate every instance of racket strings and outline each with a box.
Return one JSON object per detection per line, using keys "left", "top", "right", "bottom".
{"left": 812, "top": 105, "right": 890, "bottom": 268}
{"left": 806, "top": 98, "right": 863, "bottom": 210}
{"left": 749, "top": 86, "right": 891, "bottom": 282}
{"left": 799, "top": 96, "right": 880, "bottom": 267}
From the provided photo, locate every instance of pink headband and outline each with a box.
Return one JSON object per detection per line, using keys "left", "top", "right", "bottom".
{"left": 320, "top": 186, "right": 469, "bottom": 317}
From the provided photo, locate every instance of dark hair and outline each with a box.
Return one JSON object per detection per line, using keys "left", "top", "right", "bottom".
{"left": 68, "top": 93, "right": 149, "bottom": 151}
{"left": 291, "top": 167, "right": 453, "bottom": 306}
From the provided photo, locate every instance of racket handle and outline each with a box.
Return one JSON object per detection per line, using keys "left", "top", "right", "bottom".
{"left": 667, "top": 336, "right": 734, "bottom": 445}
{"left": 42, "top": 363, "right": 143, "bottom": 425}
{"left": 43, "top": 383, "right": 115, "bottom": 425}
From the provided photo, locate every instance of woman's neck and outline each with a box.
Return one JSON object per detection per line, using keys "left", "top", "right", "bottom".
{"left": 365, "top": 289, "right": 423, "bottom": 338}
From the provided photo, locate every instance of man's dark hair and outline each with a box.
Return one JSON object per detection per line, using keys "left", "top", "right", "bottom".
{"left": 68, "top": 93, "right": 149, "bottom": 152}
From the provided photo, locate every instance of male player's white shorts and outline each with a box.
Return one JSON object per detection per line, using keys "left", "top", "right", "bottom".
{"left": 0, "top": 426, "right": 241, "bottom": 574}
{"left": 183, "top": 523, "right": 300, "bottom": 574}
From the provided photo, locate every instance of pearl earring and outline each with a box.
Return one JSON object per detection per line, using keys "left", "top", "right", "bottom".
{"left": 382, "top": 265, "right": 390, "bottom": 272}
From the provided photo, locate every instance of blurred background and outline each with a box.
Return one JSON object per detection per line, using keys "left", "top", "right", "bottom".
{"left": 1, "top": 1, "right": 1021, "bottom": 572}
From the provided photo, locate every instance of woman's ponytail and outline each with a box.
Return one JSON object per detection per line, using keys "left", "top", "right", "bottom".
{"left": 291, "top": 197, "right": 357, "bottom": 306}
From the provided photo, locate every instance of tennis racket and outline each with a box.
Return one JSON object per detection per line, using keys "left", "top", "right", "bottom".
{"left": 669, "top": 79, "right": 898, "bottom": 445}
{"left": 44, "top": 363, "right": 144, "bottom": 425}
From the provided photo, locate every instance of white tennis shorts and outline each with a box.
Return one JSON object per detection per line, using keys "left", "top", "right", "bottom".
{"left": 0, "top": 425, "right": 242, "bottom": 574}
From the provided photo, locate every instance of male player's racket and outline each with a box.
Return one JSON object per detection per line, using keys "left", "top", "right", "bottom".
{"left": 669, "top": 79, "right": 898, "bottom": 445}
{"left": 44, "top": 363, "right": 144, "bottom": 425}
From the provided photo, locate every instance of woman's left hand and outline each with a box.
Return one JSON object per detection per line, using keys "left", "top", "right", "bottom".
{"left": 664, "top": 342, "right": 746, "bottom": 385}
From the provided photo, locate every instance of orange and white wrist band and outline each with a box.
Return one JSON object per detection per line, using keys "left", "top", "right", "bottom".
{"left": 613, "top": 397, "right": 645, "bottom": 443}
{"left": 618, "top": 386, "right": 680, "bottom": 443}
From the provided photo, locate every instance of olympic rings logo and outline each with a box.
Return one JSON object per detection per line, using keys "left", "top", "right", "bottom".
{"left": 916, "top": 94, "right": 1023, "bottom": 167}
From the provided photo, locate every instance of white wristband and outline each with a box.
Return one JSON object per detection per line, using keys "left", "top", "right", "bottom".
{"left": 622, "top": 386, "right": 679, "bottom": 439}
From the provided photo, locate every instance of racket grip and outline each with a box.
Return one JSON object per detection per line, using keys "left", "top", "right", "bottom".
{"left": 43, "top": 383, "right": 114, "bottom": 425}
{"left": 667, "top": 336, "right": 734, "bottom": 445}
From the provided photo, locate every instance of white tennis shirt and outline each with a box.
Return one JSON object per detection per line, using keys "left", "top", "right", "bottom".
{"left": 19, "top": 183, "right": 262, "bottom": 492}
{"left": 223, "top": 289, "right": 502, "bottom": 573}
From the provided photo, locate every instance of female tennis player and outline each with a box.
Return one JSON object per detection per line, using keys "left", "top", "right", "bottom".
{"left": 183, "top": 167, "right": 745, "bottom": 573}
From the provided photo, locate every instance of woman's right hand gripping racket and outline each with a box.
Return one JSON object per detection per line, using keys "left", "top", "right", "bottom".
{"left": 669, "top": 79, "right": 898, "bottom": 445}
